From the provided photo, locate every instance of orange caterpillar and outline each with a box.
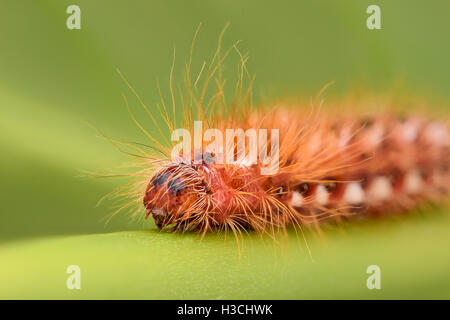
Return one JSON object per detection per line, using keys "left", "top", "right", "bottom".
{"left": 142, "top": 108, "right": 449, "bottom": 233}
{"left": 108, "top": 26, "right": 449, "bottom": 237}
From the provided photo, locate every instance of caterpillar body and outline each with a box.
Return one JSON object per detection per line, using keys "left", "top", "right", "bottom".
{"left": 110, "top": 27, "right": 449, "bottom": 236}
{"left": 142, "top": 108, "right": 450, "bottom": 234}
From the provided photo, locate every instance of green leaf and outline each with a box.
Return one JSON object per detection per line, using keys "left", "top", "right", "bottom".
{"left": 1, "top": 210, "right": 449, "bottom": 299}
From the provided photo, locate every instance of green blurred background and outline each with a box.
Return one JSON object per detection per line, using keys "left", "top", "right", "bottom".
{"left": 0, "top": 0, "right": 449, "bottom": 299}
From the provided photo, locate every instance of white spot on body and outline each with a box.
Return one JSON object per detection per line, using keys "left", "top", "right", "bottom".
{"left": 404, "top": 170, "right": 423, "bottom": 194}
{"left": 368, "top": 176, "right": 392, "bottom": 203}
{"left": 290, "top": 191, "right": 304, "bottom": 207}
{"left": 343, "top": 182, "right": 365, "bottom": 204}
{"left": 401, "top": 122, "right": 419, "bottom": 143}
{"left": 365, "top": 125, "right": 385, "bottom": 148}
{"left": 315, "top": 184, "right": 330, "bottom": 206}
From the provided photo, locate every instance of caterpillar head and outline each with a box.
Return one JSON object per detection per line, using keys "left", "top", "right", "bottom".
{"left": 143, "top": 163, "right": 206, "bottom": 230}
{"left": 143, "top": 161, "right": 268, "bottom": 232}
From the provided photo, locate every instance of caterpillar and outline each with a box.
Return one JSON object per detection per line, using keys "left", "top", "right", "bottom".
{"left": 107, "top": 26, "right": 449, "bottom": 238}
{"left": 142, "top": 107, "right": 449, "bottom": 234}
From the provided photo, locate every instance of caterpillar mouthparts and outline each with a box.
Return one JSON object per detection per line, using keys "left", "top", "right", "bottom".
{"left": 142, "top": 109, "right": 450, "bottom": 234}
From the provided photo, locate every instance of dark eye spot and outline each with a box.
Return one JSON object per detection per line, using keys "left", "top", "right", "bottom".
{"left": 152, "top": 172, "right": 169, "bottom": 190}
{"left": 168, "top": 178, "right": 184, "bottom": 195}
{"left": 298, "top": 183, "right": 309, "bottom": 195}
{"left": 360, "top": 175, "right": 369, "bottom": 189}
{"left": 324, "top": 178, "right": 337, "bottom": 193}
{"left": 389, "top": 169, "right": 403, "bottom": 186}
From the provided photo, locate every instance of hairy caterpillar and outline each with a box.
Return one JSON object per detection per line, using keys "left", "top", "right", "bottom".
{"left": 106, "top": 26, "right": 449, "bottom": 238}
{"left": 142, "top": 108, "right": 449, "bottom": 233}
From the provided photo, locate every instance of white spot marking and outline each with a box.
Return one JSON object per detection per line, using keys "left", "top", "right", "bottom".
{"left": 404, "top": 170, "right": 423, "bottom": 194}
{"left": 315, "top": 184, "right": 330, "bottom": 206}
{"left": 368, "top": 176, "right": 392, "bottom": 202}
{"left": 366, "top": 125, "right": 385, "bottom": 147}
{"left": 343, "top": 182, "right": 365, "bottom": 204}
{"left": 401, "top": 122, "right": 418, "bottom": 143}
{"left": 290, "top": 191, "right": 304, "bottom": 207}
